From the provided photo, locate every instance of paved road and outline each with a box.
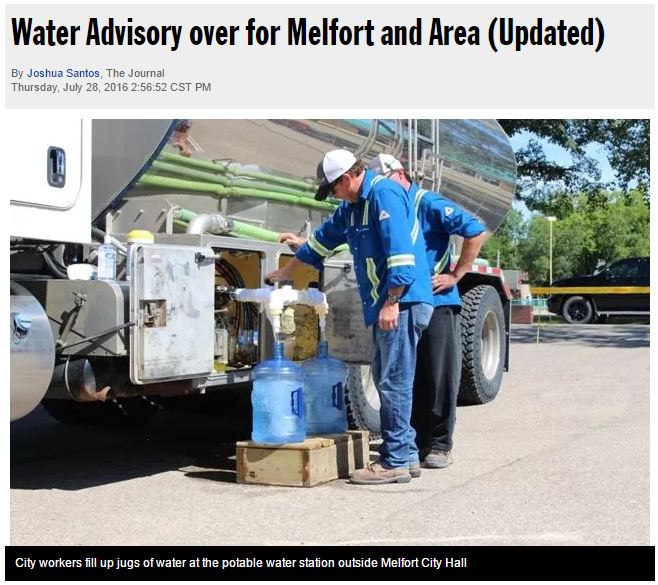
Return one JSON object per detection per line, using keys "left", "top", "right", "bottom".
{"left": 10, "top": 324, "right": 650, "bottom": 546}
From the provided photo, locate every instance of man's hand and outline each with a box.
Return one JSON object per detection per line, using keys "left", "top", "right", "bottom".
{"left": 378, "top": 302, "right": 399, "bottom": 330}
{"left": 277, "top": 232, "right": 306, "bottom": 252}
{"left": 264, "top": 266, "right": 292, "bottom": 283}
{"left": 432, "top": 272, "right": 458, "bottom": 293}
{"left": 264, "top": 256, "right": 305, "bottom": 283}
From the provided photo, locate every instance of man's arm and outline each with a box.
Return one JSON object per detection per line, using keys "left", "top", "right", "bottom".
{"left": 265, "top": 208, "right": 347, "bottom": 283}
{"left": 432, "top": 231, "right": 489, "bottom": 293}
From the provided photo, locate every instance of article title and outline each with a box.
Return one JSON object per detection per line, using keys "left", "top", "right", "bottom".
{"left": 11, "top": 16, "right": 605, "bottom": 53}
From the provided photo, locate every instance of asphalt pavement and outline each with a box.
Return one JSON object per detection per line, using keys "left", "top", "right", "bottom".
{"left": 10, "top": 324, "right": 650, "bottom": 546}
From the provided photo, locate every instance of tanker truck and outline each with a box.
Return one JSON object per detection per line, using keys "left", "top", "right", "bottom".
{"left": 9, "top": 119, "right": 517, "bottom": 432}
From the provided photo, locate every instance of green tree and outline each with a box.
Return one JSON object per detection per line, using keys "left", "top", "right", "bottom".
{"left": 481, "top": 207, "right": 526, "bottom": 269}
{"left": 497, "top": 119, "right": 650, "bottom": 209}
{"left": 514, "top": 190, "right": 649, "bottom": 283}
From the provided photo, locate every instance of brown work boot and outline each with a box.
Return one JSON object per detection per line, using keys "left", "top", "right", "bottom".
{"left": 409, "top": 461, "right": 421, "bottom": 478}
{"left": 349, "top": 463, "right": 412, "bottom": 485}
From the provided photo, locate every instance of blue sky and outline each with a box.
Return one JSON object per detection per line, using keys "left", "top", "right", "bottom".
{"left": 509, "top": 131, "right": 616, "bottom": 183}
{"left": 508, "top": 131, "right": 617, "bottom": 219}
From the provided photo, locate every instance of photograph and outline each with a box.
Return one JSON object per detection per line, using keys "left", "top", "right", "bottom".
{"left": 8, "top": 118, "right": 650, "bottom": 574}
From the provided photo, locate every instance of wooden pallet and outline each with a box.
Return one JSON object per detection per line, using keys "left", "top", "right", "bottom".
{"left": 236, "top": 430, "right": 370, "bottom": 487}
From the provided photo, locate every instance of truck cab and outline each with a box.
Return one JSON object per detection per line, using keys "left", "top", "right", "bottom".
{"left": 547, "top": 256, "right": 650, "bottom": 324}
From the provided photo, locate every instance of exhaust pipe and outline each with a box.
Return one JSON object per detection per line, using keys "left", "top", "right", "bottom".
{"left": 45, "top": 358, "right": 199, "bottom": 402}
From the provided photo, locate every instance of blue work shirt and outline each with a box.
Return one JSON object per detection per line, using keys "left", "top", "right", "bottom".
{"left": 296, "top": 170, "right": 433, "bottom": 327}
{"left": 409, "top": 182, "right": 487, "bottom": 308}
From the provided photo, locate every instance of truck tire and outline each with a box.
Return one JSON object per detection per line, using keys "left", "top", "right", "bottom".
{"left": 42, "top": 397, "right": 159, "bottom": 428}
{"left": 561, "top": 295, "right": 595, "bottom": 324}
{"left": 345, "top": 364, "right": 381, "bottom": 436}
{"left": 458, "top": 284, "right": 505, "bottom": 405}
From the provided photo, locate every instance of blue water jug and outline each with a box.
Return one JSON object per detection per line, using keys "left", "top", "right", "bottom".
{"left": 251, "top": 341, "right": 305, "bottom": 444}
{"left": 302, "top": 340, "right": 348, "bottom": 434}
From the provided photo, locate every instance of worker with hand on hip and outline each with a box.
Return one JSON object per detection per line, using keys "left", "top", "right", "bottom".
{"left": 369, "top": 154, "right": 488, "bottom": 470}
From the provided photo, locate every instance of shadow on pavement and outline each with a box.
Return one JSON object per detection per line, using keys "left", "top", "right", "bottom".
{"left": 511, "top": 324, "right": 649, "bottom": 348}
{"left": 10, "top": 391, "right": 253, "bottom": 491}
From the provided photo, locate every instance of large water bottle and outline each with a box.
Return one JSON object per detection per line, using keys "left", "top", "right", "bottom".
{"left": 251, "top": 341, "right": 305, "bottom": 444}
{"left": 97, "top": 235, "right": 117, "bottom": 280}
{"left": 302, "top": 340, "right": 348, "bottom": 434}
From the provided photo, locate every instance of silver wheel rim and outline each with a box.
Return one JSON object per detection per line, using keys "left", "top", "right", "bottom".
{"left": 481, "top": 310, "right": 501, "bottom": 380}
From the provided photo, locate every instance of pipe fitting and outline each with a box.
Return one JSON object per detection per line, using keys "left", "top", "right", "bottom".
{"left": 186, "top": 213, "right": 233, "bottom": 235}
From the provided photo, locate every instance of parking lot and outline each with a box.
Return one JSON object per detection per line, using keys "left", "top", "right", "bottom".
{"left": 10, "top": 323, "right": 650, "bottom": 546}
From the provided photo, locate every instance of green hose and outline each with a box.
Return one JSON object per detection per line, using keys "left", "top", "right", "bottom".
{"left": 150, "top": 160, "right": 318, "bottom": 199}
{"left": 159, "top": 151, "right": 316, "bottom": 193}
{"left": 138, "top": 174, "right": 337, "bottom": 212}
{"left": 174, "top": 208, "right": 348, "bottom": 252}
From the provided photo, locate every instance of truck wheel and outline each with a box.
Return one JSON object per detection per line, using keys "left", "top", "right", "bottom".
{"left": 561, "top": 296, "right": 594, "bottom": 324}
{"left": 345, "top": 364, "right": 381, "bottom": 436}
{"left": 458, "top": 285, "right": 505, "bottom": 405}
{"left": 42, "top": 397, "right": 160, "bottom": 428}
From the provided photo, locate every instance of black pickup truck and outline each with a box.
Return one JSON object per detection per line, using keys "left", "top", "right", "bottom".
{"left": 547, "top": 256, "right": 650, "bottom": 324}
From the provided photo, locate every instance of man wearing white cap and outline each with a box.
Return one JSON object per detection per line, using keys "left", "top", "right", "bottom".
{"left": 369, "top": 154, "right": 488, "bottom": 469}
{"left": 266, "top": 149, "right": 434, "bottom": 484}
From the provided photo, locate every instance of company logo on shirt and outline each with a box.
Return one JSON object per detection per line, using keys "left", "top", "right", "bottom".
{"left": 378, "top": 210, "right": 391, "bottom": 221}
{"left": 445, "top": 207, "right": 454, "bottom": 216}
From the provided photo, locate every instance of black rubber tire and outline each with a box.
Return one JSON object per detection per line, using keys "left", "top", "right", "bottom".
{"left": 42, "top": 397, "right": 160, "bottom": 428}
{"left": 458, "top": 284, "right": 506, "bottom": 405}
{"left": 345, "top": 364, "right": 381, "bottom": 436}
{"left": 561, "top": 295, "right": 595, "bottom": 324}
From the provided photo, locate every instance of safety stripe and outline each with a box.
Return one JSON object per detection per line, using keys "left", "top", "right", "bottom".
{"left": 387, "top": 254, "right": 415, "bottom": 268}
{"left": 350, "top": 210, "right": 354, "bottom": 226}
{"left": 411, "top": 218, "right": 420, "bottom": 244}
{"left": 363, "top": 200, "right": 369, "bottom": 226}
{"left": 532, "top": 286, "right": 650, "bottom": 295}
{"left": 307, "top": 234, "right": 331, "bottom": 257}
{"left": 415, "top": 188, "right": 428, "bottom": 215}
{"left": 433, "top": 247, "right": 451, "bottom": 274}
{"left": 365, "top": 258, "right": 380, "bottom": 305}
{"left": 409, "top": 190, "right": 428, "bottom": 244}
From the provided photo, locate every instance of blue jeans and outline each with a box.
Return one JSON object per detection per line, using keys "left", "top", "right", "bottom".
{"left": 372, "top": 302, "right": 433, "bottom": 468}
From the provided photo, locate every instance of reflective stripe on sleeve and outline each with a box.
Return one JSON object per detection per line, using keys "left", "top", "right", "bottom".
{"left": 307, "top": 234, "right": 331, "bottom": 257}
{"left": 387, "top": 254, "right": 415, "bottom": 268}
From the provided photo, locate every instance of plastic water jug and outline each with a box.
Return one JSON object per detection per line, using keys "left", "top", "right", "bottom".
{"left": 251, "top": 341, "right": 305, "bottom": 444}
{"left": 97, "top": 235, "right": 117, "bottom": 280}
{"left": 302, "top": 340, "right": 348, "bottom": 434}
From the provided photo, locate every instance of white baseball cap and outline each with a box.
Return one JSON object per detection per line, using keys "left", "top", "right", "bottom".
{"left": 315, "top": 149, "right": 357, "bottom": 201}
{"left": 369, "top": 153, "right": 403, "bottom": 175}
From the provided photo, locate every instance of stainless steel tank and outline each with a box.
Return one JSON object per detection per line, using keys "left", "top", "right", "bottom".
{"left": 92, "top": 119, "right": 177, "bottom": 222}
{"left": 10, "top": 283, "right": 56, "bottom": 421}
{"left": 98, "top": 119, "right": 516, "bottom": 236}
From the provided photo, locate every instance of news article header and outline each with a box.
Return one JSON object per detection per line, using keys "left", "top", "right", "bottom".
{"left": 5, "top": 4, "right": 655, "bottom": 108}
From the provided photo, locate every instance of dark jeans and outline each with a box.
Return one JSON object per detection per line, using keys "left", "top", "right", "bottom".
{"left": 411, "top": 306, "right": 460, "bottom": 453}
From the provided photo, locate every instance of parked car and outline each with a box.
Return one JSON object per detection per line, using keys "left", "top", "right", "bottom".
{"left": 547, "top": 257, "right": 650, "bottom": 324}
